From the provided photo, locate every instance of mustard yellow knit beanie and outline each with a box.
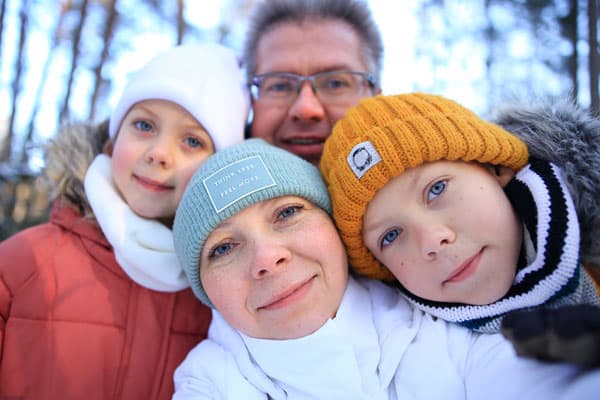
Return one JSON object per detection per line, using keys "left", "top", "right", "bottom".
{"left": 320, "top": 93, "right": 529, "bottom": 281}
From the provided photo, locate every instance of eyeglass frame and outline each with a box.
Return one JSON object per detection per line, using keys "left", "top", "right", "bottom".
{"left": 249, "top": 70, "right": 377, "bottom": 104}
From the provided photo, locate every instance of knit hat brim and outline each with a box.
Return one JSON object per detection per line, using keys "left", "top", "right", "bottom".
{"left": 109, "top": 43, "right": 249, "bottom": 151}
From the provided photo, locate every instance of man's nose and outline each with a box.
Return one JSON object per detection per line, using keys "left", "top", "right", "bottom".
{"left": 287, "top": 82, "right": 326, "bottom": 122}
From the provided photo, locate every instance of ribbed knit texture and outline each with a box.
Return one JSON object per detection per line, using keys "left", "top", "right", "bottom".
{"left": 320, "top": 93, "right": 529, "bottom": 281}
{"left": 400, "top": 158, "right": 600, "bottom": 332}
{"left": 173, "top": 138, "right": 331, "bottom": 306}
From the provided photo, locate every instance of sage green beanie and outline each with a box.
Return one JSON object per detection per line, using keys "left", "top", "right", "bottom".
{"left": 173, "top": 138, "right": 332, "bottom": 306}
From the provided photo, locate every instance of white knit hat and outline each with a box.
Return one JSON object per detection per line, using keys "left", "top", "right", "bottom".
{"left": 109, "top": 42, "right": 249, "bottom": 151}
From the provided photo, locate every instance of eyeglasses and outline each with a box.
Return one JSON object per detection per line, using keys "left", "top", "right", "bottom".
{"left": 250, "top": 70, "right": 376, "bottom": 105}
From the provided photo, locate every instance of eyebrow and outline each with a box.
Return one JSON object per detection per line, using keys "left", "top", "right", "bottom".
{"left": 211, "top": 220, "right": 232, "bottom": 232}
{"left": 363, "top": 217, "right": 386, "bottom": 237}
{"left": 362, "top": 166, "right": 424, "bottom": 234}
{"left": 407, "top": 166, "right": 424, "bottom": 191}
{"left": 130, "top": 103, "right": 157, "bottom": 118}
{"left": 259, "top": 63, "right": 360, "bottom": 75}
{"left": 183, "top": 123, "right": 210, "bottom": 136}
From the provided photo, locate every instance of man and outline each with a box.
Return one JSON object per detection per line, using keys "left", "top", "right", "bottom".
{"left": 243, "top": 0, "right": 383, "bottom": 165}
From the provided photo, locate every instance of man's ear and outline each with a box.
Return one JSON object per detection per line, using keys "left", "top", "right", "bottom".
{"left": 494, "top": 165, "right": 516, "bottom": 187}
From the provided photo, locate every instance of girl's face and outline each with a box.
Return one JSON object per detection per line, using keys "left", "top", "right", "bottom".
{"left": 110, "top": 99, "right": 214, "bottom": 226}
{"left": 363, "top": 160, "right": 521, "bottom": 305}
{"left": 201, "top": 195, "right": 349, "bottom": 340}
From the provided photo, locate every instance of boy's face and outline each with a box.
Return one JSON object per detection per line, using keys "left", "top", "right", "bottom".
{"left": 200, "top": 195, "right": 349, "bottom": 340}
{"left": 363, "top": 160, "right": 522, "bottom": 305}
{"left": 110, "top": 99, "right": 214, "bottom": 226}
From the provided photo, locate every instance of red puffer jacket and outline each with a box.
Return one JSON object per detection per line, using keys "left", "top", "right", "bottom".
{"left": 0, "top": 203, "right": 211, "bottom": 400}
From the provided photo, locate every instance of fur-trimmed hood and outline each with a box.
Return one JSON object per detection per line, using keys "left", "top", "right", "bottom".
{"left": 493, "top": 99, "right": 600, "bottom": 266}
{"left": 43, "top": 119, "right": 109, "bottom": 219}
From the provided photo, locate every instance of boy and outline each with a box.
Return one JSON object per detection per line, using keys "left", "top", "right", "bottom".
{"left": 172, "top": 138, "right": 597, "bottom": 399}
{"left": 0, "top": 42, "right": 248, "bottom": 399}
{"left": 320, "top": 93, "right": 599, "bottom": 334}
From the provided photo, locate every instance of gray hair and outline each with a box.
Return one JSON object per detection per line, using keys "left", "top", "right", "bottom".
{"left": 243, "top": 0, "right": 383, "bottom": 87}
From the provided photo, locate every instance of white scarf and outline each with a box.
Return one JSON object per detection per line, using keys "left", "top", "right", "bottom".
{"left": 204, "top": 278, "right": 402, "bottom": 399}
{"left": 84, "top": 154, "right": 189, "bottom": 292}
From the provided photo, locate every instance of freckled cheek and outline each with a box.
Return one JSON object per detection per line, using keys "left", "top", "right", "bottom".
{"left": 321, "top": 224, "right": 346, "bottom": 253}
{"left": 202, "top": 269, "right": 240, "bottom": 310}
{"left": 386, "top": 249, "right": 425, "bottom": 287}
{"left": 393, "top": 267, "right": 411, "bottom": 287}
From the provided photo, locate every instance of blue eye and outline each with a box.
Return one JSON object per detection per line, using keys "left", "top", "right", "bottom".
{"left": 277, "top": 205, "right": 301, "bottom": 220}
{"left": 264, "top": 79, "right": 295, "bottom": 94}
{"left": 428, "top": 180, "right": 447, "bottom": 202}
{"left": 134, "top": 120, "right": 152, "bottom": 132}
{"left": 209, "top": 242, "right": 234, "bottom": 259}
{"left": 381, "top": 228, "right": 400, "bottom": 247}
{"left": 323, "top": 77, "right": 350, "bottom": 90}
{"left": 184, "top": 136, "right": 203, "bottom": 149}
{"left": 270, "top": 83, "right": 293, "bottom": 92}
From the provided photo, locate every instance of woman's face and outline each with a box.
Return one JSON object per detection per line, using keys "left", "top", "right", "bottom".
{"left": 200, "top": 195, "right": 349, "bottom": 339}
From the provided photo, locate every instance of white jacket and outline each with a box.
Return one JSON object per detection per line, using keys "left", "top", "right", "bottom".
{"left": 173, "top": 277, "right": 596, "bottom": 399}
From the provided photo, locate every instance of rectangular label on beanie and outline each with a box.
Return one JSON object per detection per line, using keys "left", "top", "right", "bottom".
{"left": 203, "top": 155, "right": 276, "bottom": 212}
{"left": 347, "top": 140, "right": 381, "bottom": 179}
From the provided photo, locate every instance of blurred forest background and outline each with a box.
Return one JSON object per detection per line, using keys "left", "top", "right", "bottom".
{"left": 0, "top": 0, "right": 598, "bottom": 240}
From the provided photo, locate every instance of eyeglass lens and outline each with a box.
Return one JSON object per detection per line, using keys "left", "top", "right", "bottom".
{"left": 253, "top": 71, "right": 372, "bottom": 104}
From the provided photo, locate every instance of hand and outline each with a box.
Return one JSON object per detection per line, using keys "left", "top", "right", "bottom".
{"left": 500, "top": 305, "right": 600, "bottom": 368}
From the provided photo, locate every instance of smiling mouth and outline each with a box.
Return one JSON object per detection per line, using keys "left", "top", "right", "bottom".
{"left": 284, "top": 138, "right": 324, "bottom": 145}
{"left": 135, "top": 175, "right": 173, "bottom": 191}
{"left": 258, "top": 276, "right": 316, "bottom": 311}
{"left": 443, "top": 249, "right": 483, "bottom": 284}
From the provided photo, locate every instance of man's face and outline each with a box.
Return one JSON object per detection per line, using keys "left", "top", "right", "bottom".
{"left": 250, "top": 20, "right": 379, "bottom": 165}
